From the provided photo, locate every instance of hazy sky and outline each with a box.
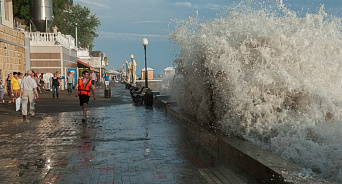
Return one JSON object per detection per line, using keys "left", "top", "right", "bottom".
{"left": 73, "top": 0, "right": 342, "bottom": 74}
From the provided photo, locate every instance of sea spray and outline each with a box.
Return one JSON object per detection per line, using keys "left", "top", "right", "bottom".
{"left": 167, "top": 1, "right": 342, "bottom": 183}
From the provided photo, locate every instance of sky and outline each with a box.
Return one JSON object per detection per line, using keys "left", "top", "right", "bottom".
{"left": 73, "top": 0, "right": 342, "bottom": 74}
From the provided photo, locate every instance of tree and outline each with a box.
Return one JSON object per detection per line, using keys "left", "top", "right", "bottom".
{"left": 51, "top": 0, "right": 74, "bottom": 32}
{"left": 12, "top": 1, "right": 100, "bottom": 50}
{"left": 63, "top": 4, "right": 100, "bottom": 50}
{"left": 12, "top": 0, "right": 71, "bottom": 29}
{"left": 12, "top": 0, "right": 30, "bottom": 25}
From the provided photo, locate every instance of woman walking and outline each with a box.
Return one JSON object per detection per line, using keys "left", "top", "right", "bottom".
{"left": 0, "top": 80, "right": 5, "bottom": 103}
{"left": 50, "top": 73, "right": 60, "bottom": 99}
{"left": 5, "top": 73, "right": 12, "bottom": 103}
{"left": 39, "top": 74, "right": 45, "bottom": 93}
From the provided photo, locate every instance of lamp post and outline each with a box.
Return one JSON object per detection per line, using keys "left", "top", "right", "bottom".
{"left": 130, "top": 54, "right": 134, "bottom": 85}
{"left": 100, "top": 53, "right": 103, "bottom": 85}
{"left": 122, "top": 64, "right": 125, "bottom": 81}
{"left": 125, "top": 61, "right": 128, "bottom": 82}
{"left": 142, "top": 38, "right": 148, "bottom": 88}
{"left": 75, "top": 23, "right": 78, "bottom": 48}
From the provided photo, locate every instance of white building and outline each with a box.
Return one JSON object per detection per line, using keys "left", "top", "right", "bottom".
{"left": 26, "top": 31, "right": 77, "bottom": 89}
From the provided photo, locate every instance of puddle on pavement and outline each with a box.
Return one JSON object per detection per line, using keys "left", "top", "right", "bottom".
{"left": 0, "top": 98, "right": 262, "bottom": 183}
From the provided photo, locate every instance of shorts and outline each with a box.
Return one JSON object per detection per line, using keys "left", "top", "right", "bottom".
{"left": 105, "top": 81, "right": 109, "bottom": 86}
{"left": 79, "top": 95, "right": 90, "bottom": 106}
{"left": 91, "top": 80, "right": 95, "bottom": 85}
{"left": 12, "top": 89, "right": 20, "bottom": 99}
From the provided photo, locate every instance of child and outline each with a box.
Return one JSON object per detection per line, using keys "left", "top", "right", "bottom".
{"left": 0, "top": 80, "right": 4, "bottom": 103}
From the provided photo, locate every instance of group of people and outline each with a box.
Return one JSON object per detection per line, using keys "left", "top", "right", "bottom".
{"left": 0, "top": 71, "right": 44, "bottom": 104}
{"left": 1, "top": 70, "right": 97, "bottom": 121}
{"left": 0, "top": 71, "right": 39, "bottom": 118}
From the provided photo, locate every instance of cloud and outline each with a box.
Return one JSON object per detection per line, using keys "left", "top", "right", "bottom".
{"left": 130, "top": 20, "right": 168, "bottom": 24}
{"left": 172, "top": 2, "right": 223, "bottom": 11}
{"left": 98, "top": 31, "right": 168, "bottom": 41}
{"left": 193, "top": 3, "right": 223, "bottom": 10}
{"left": 74, "top": 0, "right": 109, "bottom": 8}
{"left": 173, "top": 2, "right": 192, "bottom": 8}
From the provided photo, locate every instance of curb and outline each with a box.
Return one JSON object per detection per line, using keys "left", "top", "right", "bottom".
{"left": 155, "top": 98, "right": 330, "bottom": 184}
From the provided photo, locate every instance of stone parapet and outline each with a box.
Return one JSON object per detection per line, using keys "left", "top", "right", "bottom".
{"left": 155, "top": 97, "right": 330, "bottom": 184}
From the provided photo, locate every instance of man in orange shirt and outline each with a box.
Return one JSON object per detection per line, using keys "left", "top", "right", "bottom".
{"left": 75, "top": 71, "right": 96, "bottom": 121}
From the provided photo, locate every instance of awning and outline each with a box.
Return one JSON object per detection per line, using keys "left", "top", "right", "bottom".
{"left": 77, "top": 60, "right": 99, "bottom": 72}
{"left": 77, "top": 60, "right": 92, "bottom": 68}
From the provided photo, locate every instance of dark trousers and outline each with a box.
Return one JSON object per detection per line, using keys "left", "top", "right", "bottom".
{"left": 52, "top": 86, "right": 59, "bottom": 98}
{"left": 67, "top": 83, "right": 73, "bottom": 94}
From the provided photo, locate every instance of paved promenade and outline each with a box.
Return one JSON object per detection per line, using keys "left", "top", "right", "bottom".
{"left": 0, "top": 83, "right": 261, "bottom": 184}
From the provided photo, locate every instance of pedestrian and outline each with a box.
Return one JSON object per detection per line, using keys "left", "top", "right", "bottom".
{"left": 91, "top": 71, "right": 96, "bottom": 86}
{"left": 44, "top": 72, "right": 53, "bottom": 91}
{"left": 52, "top": 25, "right": 58, "bottom": 34}
{"left": 0, "top": 80, "right": 5, "bottom": 103}
{"left": 18, "top": 72, "right": 23, "bottom": 87}
{"left": 55, "top": 71, "right": 61, "bottom": 78}
{"left": 66, "top": 71, "right": 74, "bottom": 95}
{"left": 39, "top": 74, "right": 45, "bottom": 93}
{"left": 32, "top": 70, "right": 38, "bottom": 78}
{"left": 75, "top": 71, "right": 96, "bottom": 121}
{"left": 5, "top": 73, "right": 12, "bottom": 103}
{"left": 51, "top": 73, "right": 60, "bottom": 99}
{"left": 11, "top": 72, "right": 20, "bottom": 104}
{"left": 103, "top": 73, "right": 110, "bottom": 89}
{"left": 32, "top": 71, "right": 40, "bottom": 95}
{"left": 20, "top": 70, "right": 39, "bottom": 119}
{"left": 96, "top": 73, "right": 100, "bottom": 88}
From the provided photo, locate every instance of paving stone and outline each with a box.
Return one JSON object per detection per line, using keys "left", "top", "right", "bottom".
{"left": 0, "top": 83, "right": 262, "bottom": 184}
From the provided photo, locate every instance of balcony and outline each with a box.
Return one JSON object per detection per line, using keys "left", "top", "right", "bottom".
{"left": 25, "top": 32, "right": 76, "bottom": 49}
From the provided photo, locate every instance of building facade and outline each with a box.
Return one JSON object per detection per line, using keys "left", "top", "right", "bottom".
{"left": 26, "top": 32, "right": 77, "bottom": 89}
{"left": 0, "top": 0, "right": 13, "bottom": 27}
{"left": 141, "top": 67, "right": 154, "bottom": 80}
{"left": 0, "top": 1, "right": 25, "bottom": 81}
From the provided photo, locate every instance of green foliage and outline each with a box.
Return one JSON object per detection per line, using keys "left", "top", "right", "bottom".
{"left": 63, "top": 4, "right": 101, "bottom": 50}
{"left": 12, "top": 0, "right": 100, "bottom": 50}
{"left": 51, "top": 0, "right": 69, "bottom": 31}
{"left": 13, "top": 0, "right": 30, "bottom": 24}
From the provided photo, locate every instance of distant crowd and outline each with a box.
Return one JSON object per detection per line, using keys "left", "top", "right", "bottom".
{"left": 0, "top": 70, "right": 113, "bottom": 103}
{"left": 0, "top": 70, "right": 55, "bottom": 103}
{"left": 0, "top": 69, "right": 120, "bottom": 120}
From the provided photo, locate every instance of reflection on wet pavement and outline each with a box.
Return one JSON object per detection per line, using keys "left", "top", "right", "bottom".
{"left": 0, "top": 84, "right": 261, "bottom": 184}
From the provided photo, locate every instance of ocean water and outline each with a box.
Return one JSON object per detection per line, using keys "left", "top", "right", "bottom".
{"left": 167, "top": 1, "right": 342, "bottom": 183}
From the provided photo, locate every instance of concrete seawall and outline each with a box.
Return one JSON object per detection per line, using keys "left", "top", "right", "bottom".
{"left": 155, "top": 97, "right": 330, "bottom": 184}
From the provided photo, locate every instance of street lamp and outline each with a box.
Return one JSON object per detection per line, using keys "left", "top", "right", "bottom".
{"left": 142, "top": 38, "right": 148, "bottom": 88}
{"left": 122, "top": 64, "right": 125, "bottom": 81}
{"left": 75, "top": 23, "right": 78, "bottom": 48}
{"left": 130, "top": 54, "right": 134, "bottom": 85}
{"left": 125, "top": 61, "right": 128, "bottom": 82}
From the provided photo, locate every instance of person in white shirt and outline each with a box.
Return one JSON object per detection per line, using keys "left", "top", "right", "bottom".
{"left": 52, "top": 25, "right": 59, "bottom": 34}
{"left": 20, "top": 70, "right": 39, "bottom": 119}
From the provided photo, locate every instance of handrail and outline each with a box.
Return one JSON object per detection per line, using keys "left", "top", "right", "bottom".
{"left": 25, "top": 32, "right": 76, "bottom": 49}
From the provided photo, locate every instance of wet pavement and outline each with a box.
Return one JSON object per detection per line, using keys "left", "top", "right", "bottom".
{"left": 0, "top": 83, "right": 262, "bottom": 184}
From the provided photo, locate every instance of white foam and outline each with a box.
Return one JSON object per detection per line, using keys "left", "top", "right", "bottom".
{"left": 166, "top": 1, "right": 342, "bottom": 183}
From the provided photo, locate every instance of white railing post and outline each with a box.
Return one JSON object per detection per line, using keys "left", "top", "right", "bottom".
{"left": 27, "top": 31, "right": 76, "bottom": 49}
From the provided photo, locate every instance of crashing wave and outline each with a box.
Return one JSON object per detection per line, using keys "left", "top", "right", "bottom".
{"left": 167, "top": 1, "right": 342, "bottom": 183}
